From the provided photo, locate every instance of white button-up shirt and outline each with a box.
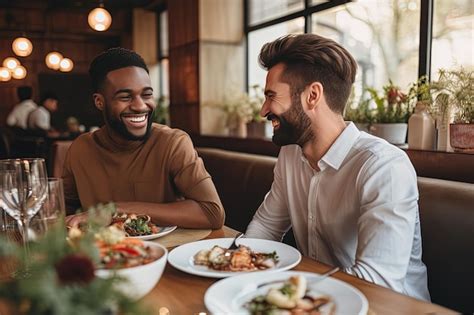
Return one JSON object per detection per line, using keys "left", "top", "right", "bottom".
{"left": 245, "top": 123, "right": 430, "bottom": 301}
{"left": 6, "top": 99, "right": 38, "bottom": 129}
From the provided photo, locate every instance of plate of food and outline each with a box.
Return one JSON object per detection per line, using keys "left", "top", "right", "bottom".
{"left": 204, "top": 271, "right": 368, "bottom": 315}
{"left": 167, "top": 238, "right": 301, "bottom": 278}
{"left": 110, "top": 212, "right": 177, "bottom": 240}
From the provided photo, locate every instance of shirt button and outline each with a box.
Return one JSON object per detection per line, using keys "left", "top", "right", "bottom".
{"left": 308, "top": 215, "right": 313, "bottom": 220}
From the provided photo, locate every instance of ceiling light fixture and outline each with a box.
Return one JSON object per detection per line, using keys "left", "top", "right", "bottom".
{"left": 45, "top": 51, "right": 63, "bottom": 70}
{"left": 59, "top": 58, "right": 74, "bottom": 72}
{"left": 12, "top": 37, "right": 33, "bottom": 57}
{"left": 0, "top": 67, "right": 12, "bottom": 82}
{"left": 88, "top": 3, "right": 112, "bottom": 32}
{"left": 3, "top": 57, "right": 20, "bottom": 70}
{"left": 12, "top": 65, "right": 27, "bottom": 80}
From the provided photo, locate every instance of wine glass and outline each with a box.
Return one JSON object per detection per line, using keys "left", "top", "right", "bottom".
{"left": 0, "top": 158, "right": 48, "bottom": 256}
{"left": 30, "top": 177, "right": 66, "bottom": 239}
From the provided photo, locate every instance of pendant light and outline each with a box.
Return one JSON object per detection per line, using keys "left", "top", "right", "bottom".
{"left": 88, "top": 3, "right": 112, "bottom": 32}
{"left": 45, "top": 51, "right": 63, "bottom": 70}
{"left": 12, "top": 37, "right": 33, "bottom": 57}
{"left": 59, "top": 58, "right": 74, "bottom": 72}
{"left": 0, "top": 67, "right": 12, "bottom": 82}
{"left": 3, "top": 57, "right": 20, "bottom": 70}
{"left": 12, "top": 65, "right": 27, "bottom": 80}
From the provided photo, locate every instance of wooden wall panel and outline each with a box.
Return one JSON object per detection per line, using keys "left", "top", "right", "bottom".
{"left": 170, "top": 103, "right": 200, "bottom": 134}
{"left": 168, "top": 0, "right": 199, "bottom": 48}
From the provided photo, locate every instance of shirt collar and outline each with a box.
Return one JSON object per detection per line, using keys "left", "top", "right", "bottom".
{"left": 319, "top": 122, "right": 360, "bottom": 171}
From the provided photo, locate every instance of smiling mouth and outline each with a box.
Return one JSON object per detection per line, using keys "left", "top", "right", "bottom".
{"left": 121, "top": 113, "right": 149, "bottom": 128}
{"left": 267, "top": 114, "right": 281, "bottom": 130}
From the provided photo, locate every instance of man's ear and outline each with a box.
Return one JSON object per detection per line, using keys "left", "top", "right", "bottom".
{"left": 93, "top": 93, "right": 105, "bottom": 111}
{"left": 304, "top": 82, "right": 323, "bottom": 111}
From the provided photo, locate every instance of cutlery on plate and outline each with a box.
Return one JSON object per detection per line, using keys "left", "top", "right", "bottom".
{"left": 239, "top": 266, "right": 340, "bottom": 296}
{"left": 228, "top": 232, "right": 244, "bottom": 250}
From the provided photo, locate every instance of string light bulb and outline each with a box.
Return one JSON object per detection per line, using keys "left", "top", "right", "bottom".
{"left": 45, "top": 51, "right": 63, "bottom": 70}
{"left": 59, "top": 58, "right": 74, "bottom": 72}
{"left": 12, "top": 37, "right": 33, "bottom": 57}
{"left": 88, "top": 5, "right": 112, "bottom": 32}
{"left": 0, "top": 67, "right": 12, "bottom": 82}
{"left": 3, "top": 57, "right": 20, "bottom": 70}
{"left": 12, "top": 65, "right": 27, "bottom": 80}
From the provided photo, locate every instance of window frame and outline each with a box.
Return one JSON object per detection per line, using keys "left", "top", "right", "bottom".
{"left": 244, "top": 0, "right": 434, "bottom": 89}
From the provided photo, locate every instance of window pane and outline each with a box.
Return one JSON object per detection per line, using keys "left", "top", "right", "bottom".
{"left": 248, "top": 0, "right": 304, "bottom": 26}
{"left": 431, "top": 0, "right": 473, "bottom": 77}
{"left": 159, "top": 11, "right": 168, "bottom": 57}
{"left": 310, "top": 0, "right": 329, "bottom": 5}
{"left": 312, "top": 0, "right": 420, "bottom": 94}
{"left": 248, "top": 18, "right": 305, "bottom": 88}
{"left": 160, "top": 58, "right": 169, "bottom": 98}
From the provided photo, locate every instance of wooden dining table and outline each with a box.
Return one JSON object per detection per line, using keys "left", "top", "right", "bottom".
{"left": 142, "top": 226, "right": 455, "bottom": 315}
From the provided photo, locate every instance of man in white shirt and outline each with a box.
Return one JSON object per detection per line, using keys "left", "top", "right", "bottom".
{"left": 245, "top": 34, "right": 430, "bottom": 301}
{"left": 6, "top": 86, "right": 38, "bottom": 129}
{"left": 28, "top": 92, "right": 59, "bottom": 134}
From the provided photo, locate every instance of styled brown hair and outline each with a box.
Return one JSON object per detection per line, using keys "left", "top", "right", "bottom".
{"left": 259, "top": 34, "right": 357, "bottom": 114}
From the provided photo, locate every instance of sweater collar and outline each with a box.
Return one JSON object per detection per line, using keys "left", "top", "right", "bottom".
{"left": 94, "top": 125, "right": 145, "bottom": 152}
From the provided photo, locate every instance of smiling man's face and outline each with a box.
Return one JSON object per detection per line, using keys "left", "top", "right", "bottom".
{"left": 261, "top": 63, "right": 313, "bottom": 147}
{"left": 98, "top": 66, "right": 156, "bottom": 140}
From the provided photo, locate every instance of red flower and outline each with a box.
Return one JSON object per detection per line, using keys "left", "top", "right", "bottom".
{"left": 55, "top": 254, "right": 95, "bottom": 285}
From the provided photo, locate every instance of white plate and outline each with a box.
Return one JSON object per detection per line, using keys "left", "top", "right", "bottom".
{"left": 128, "top": 225, "right": 177, "bottom": 240}
{"left": 205, "top": 270, "right": 369, "bottom": 315}
{"left": 167, "top": 238, "right": 301, "bottom": 278}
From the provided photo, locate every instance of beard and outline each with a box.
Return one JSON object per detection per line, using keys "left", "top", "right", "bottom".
{"left": 104, "top": 104, "right": 154, "bottom": 141}
{"left": 269, "top": 96, "right": 314, "bottom": 147}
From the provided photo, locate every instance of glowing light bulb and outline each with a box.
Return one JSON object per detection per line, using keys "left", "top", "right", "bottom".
{"left": 12, "top": 65, "right": 27, "bottom": 79}
{"left": 0, "top": 67, "right": 12, "bottom": 82}
{"left": 12, "top": 37, "right": 33, "bottom": 57}
{"left": 45, "top": 51, "right": 64, "bottom": 70}
{"left": 88, "top": 7, "right": 112, "bottom": 32}
{"left": 3, "top": 57, "right": 20, "bottom": 70}
{"left": 59, "top": 58, "right": 74, "bottom": 72}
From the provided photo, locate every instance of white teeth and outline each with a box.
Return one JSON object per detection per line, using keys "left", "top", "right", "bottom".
{"left": 272, "top": 120, "right": 280, "bottom": 128}
{"left": 127, "top": 115, "right": 146, "bottom": 122}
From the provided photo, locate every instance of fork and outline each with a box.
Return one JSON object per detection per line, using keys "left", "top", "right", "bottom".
{"left": 228, "top": 232, "right": 244, "bottom": 250}
{"left": 238, "top": 266, "right": 340, "bottom": 297}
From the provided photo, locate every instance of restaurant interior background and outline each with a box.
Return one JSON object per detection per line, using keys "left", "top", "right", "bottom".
{"left": 0, "top": 0, "right": 473, "bottom": 180}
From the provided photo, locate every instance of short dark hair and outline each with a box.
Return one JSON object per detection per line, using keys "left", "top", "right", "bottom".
{"left": 17, "top": 86, "right": 32, "bottom": 101}
{"left": 89, "top": 47, "right": 149, "bottom": 92}
{"left": 40, "top": 91, "right": 58, "bottom": 105}
{"left": 259, "top": 34, "right": 357, "bottom": 114}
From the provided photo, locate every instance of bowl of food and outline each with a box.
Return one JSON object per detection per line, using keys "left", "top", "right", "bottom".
{"left": 93, "top": 226, "right": 168, "bottom": 300}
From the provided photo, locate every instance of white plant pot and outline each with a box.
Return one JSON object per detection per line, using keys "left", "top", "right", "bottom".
{"left": 370, "top": 123, "right": 408, "bottom": 145}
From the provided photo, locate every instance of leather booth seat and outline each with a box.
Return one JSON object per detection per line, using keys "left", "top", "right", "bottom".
{"left": 50, "top": 142, "right": 473, "bottom": 312}
{"left": 196, "top": 147, "right": 474, "bottom": 313}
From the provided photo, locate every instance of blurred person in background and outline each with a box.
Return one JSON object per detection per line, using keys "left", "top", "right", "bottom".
{"left": 7, "top": 86, "right": 38, "bottom": 130}
{"left": 27, "top": 91, "right": 60, "bottom": 137}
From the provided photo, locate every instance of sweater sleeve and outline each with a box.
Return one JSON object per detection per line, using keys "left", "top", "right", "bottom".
{"left": 61, "top": 146, "right": 82, "bottom": 215}
{"left": 168, "top": 133, "right": 225, "bottom": 229}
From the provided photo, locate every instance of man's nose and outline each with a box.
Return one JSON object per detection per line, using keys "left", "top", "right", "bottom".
{"left": 260, "top": 100, "right": 270, "bottom": 118}
{"left": 130, "top": 96, "right": 148, "bottom": 111}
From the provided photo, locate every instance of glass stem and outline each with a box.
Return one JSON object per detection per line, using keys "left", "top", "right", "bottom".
{"left": 17, "top": 218, "right": 30, "bottom": 267}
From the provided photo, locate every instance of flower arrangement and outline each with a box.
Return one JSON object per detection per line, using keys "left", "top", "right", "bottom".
{"left": 0, "top": 203, "right": 150, "bottom": 315}
{"left": 221, "top": 84, "right": 264, "bottom": 128}
{"left": 151, "top": 96, "right": 169, "bottom": 125}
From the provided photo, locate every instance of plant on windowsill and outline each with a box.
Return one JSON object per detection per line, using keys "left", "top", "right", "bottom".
{"left": 151, "top": 96, "right": 169, "bottom": 126}
{"left": 430, "top": 68, "right": 474, "bottom": 152}
{"left": 221, "top": 84, "right": 265, "bottom": 138}
{"left": 343, "top": 88, "right": 373, "bottom": 133}
{"left": 366, "top": 81, "right": 414, "bottom": 145}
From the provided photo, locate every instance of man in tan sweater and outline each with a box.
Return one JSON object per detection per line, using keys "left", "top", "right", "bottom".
{"left": 64, "top": 48, "right": 224, "bottom": 229}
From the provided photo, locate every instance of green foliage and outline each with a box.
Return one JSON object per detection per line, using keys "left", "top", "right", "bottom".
{"left": 344, "top": 98, "right": 372, "bottom": 124}
{"left": 367, "top": 81, "right": 414, "bottom": 124}
{"left": 0, "top": 203, "right": 150, "bottom": 315}
{"left": 430, "top": 68, "right": 474, "bottom": 124}
{"left": 151, "top": 96, "right": 169, "bottom": 125}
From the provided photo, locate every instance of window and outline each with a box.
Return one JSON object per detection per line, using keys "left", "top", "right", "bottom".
{"left": 431, "top": 0, "right": 473, "bottom": 78}
{"left": 248, "top": 18, "right": 305, "bottom": 88}
{"left": 311, "top": 1, "right": 420, "bottom": 91}
{"left": 158, "top": 10, "right": 169, "bottom": 98}
{"left": 248, "top": 0, "right": 304, "bottom": 26}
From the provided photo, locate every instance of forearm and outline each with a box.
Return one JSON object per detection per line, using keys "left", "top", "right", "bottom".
{"left": 116, "top": 200, "right": 222, "bottom": 229}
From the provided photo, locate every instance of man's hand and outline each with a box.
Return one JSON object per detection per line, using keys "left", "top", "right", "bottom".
{"left": 65, "top": 211, "right": 89, "bottom": 227}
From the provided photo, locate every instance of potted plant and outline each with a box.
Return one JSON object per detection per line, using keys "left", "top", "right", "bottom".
{"left": 366, "top": 81, "right": 413, "bottom": 145}
{"left": 431, "top": 68, "right": 474, "bottom": 152}
{"left": 245, "top": 84, "right": 267, "bottom": 138}
{"left": 344, "top": 88, "right": 372, "bottom": 132}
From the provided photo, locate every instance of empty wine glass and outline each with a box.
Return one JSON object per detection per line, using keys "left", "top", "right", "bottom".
{"left": 0, "top": 158, "right": 48, "bottom": 258}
